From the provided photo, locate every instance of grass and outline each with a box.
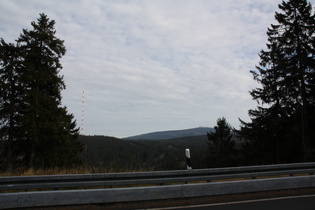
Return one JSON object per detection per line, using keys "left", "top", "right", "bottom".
{"left": 0, "top": 166, "right": 157, "bottom": 177}
{"left": 0, "top": 167, "right": 90, "bottom": 177}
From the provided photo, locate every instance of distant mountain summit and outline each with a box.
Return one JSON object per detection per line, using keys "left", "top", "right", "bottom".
{"left": 124, "top": 127, "right": 214, "bottom": 140}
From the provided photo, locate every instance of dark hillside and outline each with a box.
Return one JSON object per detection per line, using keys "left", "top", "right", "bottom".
{"left": 79, "top": 135, "right": 208, "bottom": 171}
{"left": 130, "top": 135, "right": 208, "bottom": 169}
{"left": 79, "top": 135, "right": 151, "bottom": 171}
{"left": 124, "top": 127, "right": 214, "bottom": 140}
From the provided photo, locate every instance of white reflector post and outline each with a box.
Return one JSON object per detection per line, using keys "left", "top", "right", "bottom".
{"left": 185, "top": 148, "right": 192, "bottom": 170}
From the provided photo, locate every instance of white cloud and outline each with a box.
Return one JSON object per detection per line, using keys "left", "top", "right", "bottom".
{"left": 1, "top": 0, "right": 311, "bottom": 137}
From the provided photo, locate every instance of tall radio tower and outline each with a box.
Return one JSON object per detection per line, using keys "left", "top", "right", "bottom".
{"left": 81, "top": 89, "right": 85, "bottom": 134}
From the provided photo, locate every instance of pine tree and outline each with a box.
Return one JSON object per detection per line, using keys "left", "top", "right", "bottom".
{"left": 207, "top": 117, "right": 236, "bottom": 167}
{"left": 0, "top": 39, "right": 26, "bottom": 170}
{"left": 238, "top": 0, "right": 315, "bottom": 163}
{"left": 1, "top": 14, "right": 82, "bottom": 170}
{"left": 13, "top": 13, "right": 82, "bottom": 168}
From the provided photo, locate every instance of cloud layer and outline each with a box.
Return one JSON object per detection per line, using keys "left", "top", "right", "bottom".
{"left": 1, "top": 0, "right": 308, "bottom": 137}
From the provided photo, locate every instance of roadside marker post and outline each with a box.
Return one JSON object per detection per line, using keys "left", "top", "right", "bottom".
{"left": 185, "top": 148, "right": 192, "bottom": 170}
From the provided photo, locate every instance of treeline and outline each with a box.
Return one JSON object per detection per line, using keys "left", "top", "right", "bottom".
{"left": 236, "top": 0, "right": 315, "bottom": 165}
{"left": 79, "top": 135, "right": 209, "bottom": 171}
{"left": 78, "top": 128, "right": 244, "bottom": 171}
{"left": 0, "top": 14, "right": 82, "bottom": 172}
{"left": 209, "top": 0, "right": 315, "bottom": 167}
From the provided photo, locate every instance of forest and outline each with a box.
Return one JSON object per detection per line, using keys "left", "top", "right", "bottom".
{"left": 1, "top": 0, "right": 315, "bottom": 174}
{"left": 79, "top": 135, "right": 209, "bottom": 171}
{"left": 79, "top": 121, "right": 243, "bottom": 172}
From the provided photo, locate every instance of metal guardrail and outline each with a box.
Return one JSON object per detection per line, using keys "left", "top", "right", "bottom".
{"left": 1, "top": 162, "right": 315, "bottom": 209}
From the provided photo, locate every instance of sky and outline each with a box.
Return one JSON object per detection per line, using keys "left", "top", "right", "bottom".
{"left": 2, "top": 0, "right": 313, "bottom": 138}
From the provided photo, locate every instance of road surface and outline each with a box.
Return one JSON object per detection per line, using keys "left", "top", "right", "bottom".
{"left": 152, "top": 194, "right": 315, "bottom": 210}
{"left": 34, "top": 189, "right": 315, "bottom": 209}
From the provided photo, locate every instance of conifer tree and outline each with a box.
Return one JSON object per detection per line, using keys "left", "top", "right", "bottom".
{"left": 277, "top": 0, "right": 315, "bottom": 160}
{"left": 207, "top": 117, "right": 235, "bottom": 167}
{"left": 0, "top": 39, "right": 25, "bottom": 170}
{"left": 16, "top": 13, "right": 82, "bottom": 168}
{"left": 238, "top": 0, "right": 315, "bottom": 163}
{"left": 0, "top": 13, "right": 82, "bottom": 170}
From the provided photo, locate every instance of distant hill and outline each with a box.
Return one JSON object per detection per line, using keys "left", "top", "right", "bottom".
{"left": 78, "top": 134, "right": 208, "bottom": 171}
{"left": 123, "top": 127, "right": 214, "bottom": 140}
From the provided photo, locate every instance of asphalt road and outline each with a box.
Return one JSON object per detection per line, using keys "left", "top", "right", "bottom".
{"left": 35, "top": 189, "right": 315, "bottom": 210}
{"left": 152, "top": 194, "right": 315, "bottom": 210}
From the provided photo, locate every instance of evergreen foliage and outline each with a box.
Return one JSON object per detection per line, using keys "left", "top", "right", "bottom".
{"left": 0, "top": 13, "right": 82, "bottom": 171}
{"left": 207, "top": 118, "right": 237, "bottom": 167}
{"left": 238, "top": 0, "right": 315, "bottom": 164}
{"left": 0, "top": 39, "right": 25, "bottom": 170}
{"left": 79, "top": 135, "right": 209, "bottom": 171}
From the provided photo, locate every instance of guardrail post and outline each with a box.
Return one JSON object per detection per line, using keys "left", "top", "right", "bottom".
{"left": 185, "top": 148, "right": 192, "bottom": 170}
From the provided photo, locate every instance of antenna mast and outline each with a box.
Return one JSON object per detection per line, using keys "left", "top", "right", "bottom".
{"left": 81, "top": 89, "right": 85, "bottom": 134}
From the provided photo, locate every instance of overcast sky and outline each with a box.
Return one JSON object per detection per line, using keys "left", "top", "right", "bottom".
{"left": 2, "top": 0, "right": 313, "bottom": 138}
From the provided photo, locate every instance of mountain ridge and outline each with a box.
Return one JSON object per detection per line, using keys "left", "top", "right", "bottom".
{"left": 123, "top": 127, "right": 214, "bottom": 140}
